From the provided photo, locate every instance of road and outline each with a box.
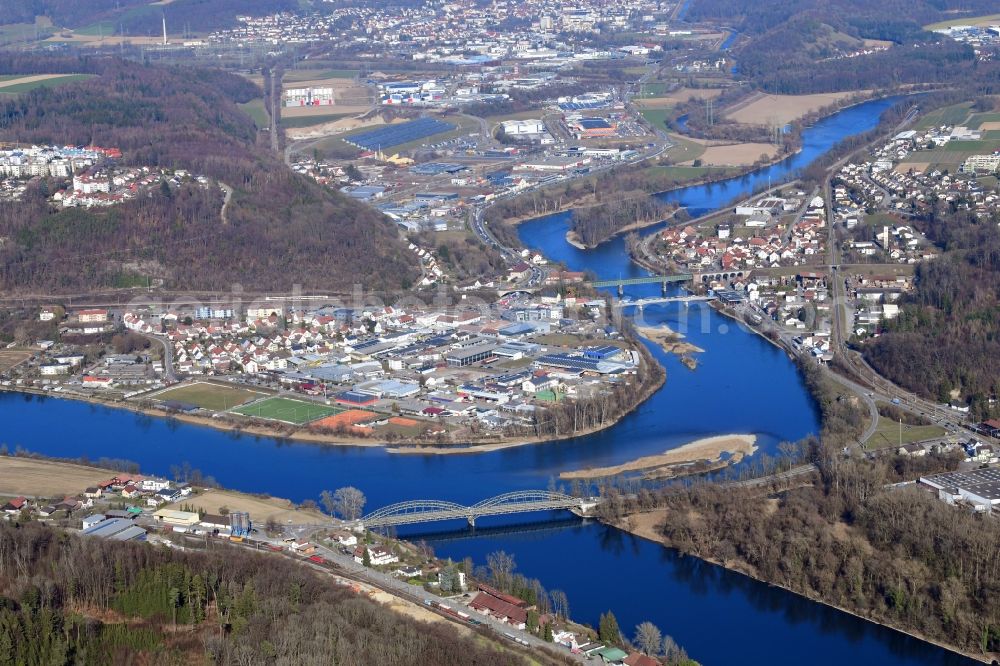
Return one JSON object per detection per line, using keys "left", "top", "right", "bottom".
{"left": 818, "top": 102, "right": 988, "bottom": 446}
{"left": 147, "top": 334, "right": 177, "bottom": 383}
{"left": 219, "top": 182, "right": 234, "bottom": 225}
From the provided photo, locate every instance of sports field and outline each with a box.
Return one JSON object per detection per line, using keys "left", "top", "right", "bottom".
{"left": 231, "top": 396, "right": 343, "bottom": 424}
{"left": 151, "top": 382, "right": 267, "bottom": 411}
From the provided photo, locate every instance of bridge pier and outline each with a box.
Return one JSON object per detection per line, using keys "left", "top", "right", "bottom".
{"left": 617, "top": 284, "right": 624, "bottom": 297}
{"left": 661, "top": 280, "right": 668, "bottom": 296}
{"left": 467, "top": 515, "right": 476, "bottom": 528}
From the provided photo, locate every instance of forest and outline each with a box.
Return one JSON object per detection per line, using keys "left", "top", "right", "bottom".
{"left": 686, "top": 0, "right": 1000, "bottom": 94}
{"left": 862, "top": 203, "right": 1000, "bottom": 420}
{"left": 599, "top": 358, "right": 1000, "bottom": 659}
{"left": 0, "top": 55, "right": 419, "bottom": 294}
{"left": 0, "top": 520, "right": 539, "bottom": 666}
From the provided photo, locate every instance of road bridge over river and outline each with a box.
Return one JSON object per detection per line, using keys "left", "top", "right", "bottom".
{"left": 357, "top": 491, "right": 601, "bottom": 529}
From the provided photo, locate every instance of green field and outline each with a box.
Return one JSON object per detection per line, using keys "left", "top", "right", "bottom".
{"left": 231, "top": 397, "right": 343, "bottom": 424}
{"left": 915, "top": 102, "right": 971, "bottom": 130}
{"left": 239, "top": 99, "right": 270, "bottom": 127}
{"left": 0, "top": 74, "right": 93, "bottom": 95}
{"left": 284, "top": 68, "right": 360, "bottom": 82}
{"left": 75, "top": 21, "right": 116, "bottom": 37}
{"left": 280, "top": 113, "right": 351, "bottom": 129}
{"left": 640, "top": 108, "right": 672, "bottom": 131}
{"left": 637, "top": 82, "right": 668, "bottom": 98}
{"left": 967, "top": 113, "right": 1000, "bottom": 129}
{"left": 866, "top": 416, "right": 946, "bottom": 448}
{"left": 153, "top": 382, "right": 267, "bottom": 412}
{"left": 904, "top": 138, "right": 1000, "bottom": 170}
{"left": 663, "top": 133, "right": 707, "bottom": 163}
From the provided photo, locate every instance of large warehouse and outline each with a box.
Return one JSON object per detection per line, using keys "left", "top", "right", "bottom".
{"left": 285, "top": 86, "right": 336, "bottom": 107}
{"left": 501, "top": 119, "right": 545, "bottom": 135}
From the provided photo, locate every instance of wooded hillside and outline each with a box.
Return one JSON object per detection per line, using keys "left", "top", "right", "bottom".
{"left": 0, "top": 521, "right": 530, "bottom": 665}
{"left": 863, "top": 204, "right": 1000, "bottom": 420}
{"left": 0, "top": 55, "right": 419, "bottom": 293}
{"left": 688, "top": 0, "right": 999, "bottom": 93}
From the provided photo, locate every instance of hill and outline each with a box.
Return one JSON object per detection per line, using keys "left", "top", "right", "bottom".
{"left": 0, "top": 520, "right": 532, "bottom": 665}
{"left": 0, "top": 54, "right": 419, "bottom": 293}
{"left": 687, "top": 0, "right": 998, "bottom": 93}
{"left": 0, "top": 0, "right": 297, "bottom": 33}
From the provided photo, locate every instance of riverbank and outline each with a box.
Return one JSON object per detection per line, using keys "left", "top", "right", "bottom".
{"left": 609, "top": 509, "right": 992, "bottom": 664}
{"left": 0, "top": 337, "right": 666, "bottom": 455}
{"left": 559, "top": 433, "right": 757, "bottom": 480}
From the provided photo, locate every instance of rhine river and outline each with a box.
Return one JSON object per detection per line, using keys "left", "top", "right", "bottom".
{"left": 0, "top": 95, "right": 975, "bottom": 664}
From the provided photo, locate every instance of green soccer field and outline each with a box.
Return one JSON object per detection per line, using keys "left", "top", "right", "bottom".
{"left": 231, "top": 397, "right": 343, "bottom": 424}
{"left": 150, "top": 382, "right": 266, "bottom": 412}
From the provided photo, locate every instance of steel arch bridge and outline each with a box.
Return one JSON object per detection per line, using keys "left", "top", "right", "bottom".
{"left": 359, "top": 491, "right": 600, "bottom": 528}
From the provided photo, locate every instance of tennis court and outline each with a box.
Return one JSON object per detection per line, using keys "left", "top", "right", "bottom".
{"left": 231, "top": 396, "right": 343, "bottom": 424}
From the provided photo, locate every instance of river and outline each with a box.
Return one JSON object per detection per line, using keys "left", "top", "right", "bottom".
{"left": 0, "top": 95, "right": 975, "bottom": 664}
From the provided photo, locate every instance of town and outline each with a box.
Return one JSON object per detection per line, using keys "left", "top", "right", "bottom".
{"left": 2, "top": 291, "right": 649, "bottom": 443}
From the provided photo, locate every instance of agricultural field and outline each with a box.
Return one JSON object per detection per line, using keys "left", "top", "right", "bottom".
{"left": 284, "top": 68, "right": 360, "bottom": 82}
{"left": 150, "top": 381, "right": 268, "bottom": 412}
{"left": 636, "top": 87, "right": 723, "bottom": 107}
{"left": 0, "top": 74, "right": 93, "bottom": 94}
{"left": 914, "top": 102, "right": 972, "bottom": 130}
{"left": 967, "top": 113, "right": 1000, "bottom": 129}
{"left": 168, "top": 489, "right": 327, "bottom": 524}
{"left": 725, "top": 91, "right": 860, "bottom": 126}
{"left": 0, "top": 457, "right": 115, "bottom": 498}
{"left": 231, "top": 396, "right": 342, "bottom": 424}
{"left": 693, "top": 142, "right": 779, "bottom": 166}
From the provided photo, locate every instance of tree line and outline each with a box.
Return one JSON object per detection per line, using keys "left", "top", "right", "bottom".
{"left": 599, "top": 344, "right": 1000, "bottom": 658}
{"left": 0, "top": 520, "right": 539, "bottom": 665}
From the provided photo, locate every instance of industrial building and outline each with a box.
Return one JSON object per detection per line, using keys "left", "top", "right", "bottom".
{"left": 501, "top": 119, "right": 546, "bottom": 135}
{"left": 446, "top": 343, "right": 497, "bottom": 367}
{"left": 81, "top": 517, "right": 147, "bottom": 542}
{"left": 285, "top": 86, "right": 336, "bottom": 107}
{"left": 920, "top": 468, "right": 1000, "bottom": 512}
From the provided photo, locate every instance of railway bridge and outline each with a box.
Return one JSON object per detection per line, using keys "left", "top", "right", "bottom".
{"left": 357, "top": 491, "right": 601, "bottom": 529}
{"left": 589, "top": 273, "right": 693, "bottom": 296}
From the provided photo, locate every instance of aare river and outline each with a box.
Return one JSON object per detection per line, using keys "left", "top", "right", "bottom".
{"left": 0, "top": 95, "right": 974, "bottom": 664}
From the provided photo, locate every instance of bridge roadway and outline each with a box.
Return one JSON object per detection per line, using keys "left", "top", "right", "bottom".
{"left": 613, "top": 294, "right": 716, "bottom": 310}
{"left": 590, "top": 273, "right": 693, "bottom": 289}
{"left": 358, "top": 491, "right": 600, "bottom": 529}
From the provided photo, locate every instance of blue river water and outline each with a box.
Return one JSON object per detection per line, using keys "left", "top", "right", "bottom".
{"left": 0, "top": 95, "right": 973, "bottom": 664}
